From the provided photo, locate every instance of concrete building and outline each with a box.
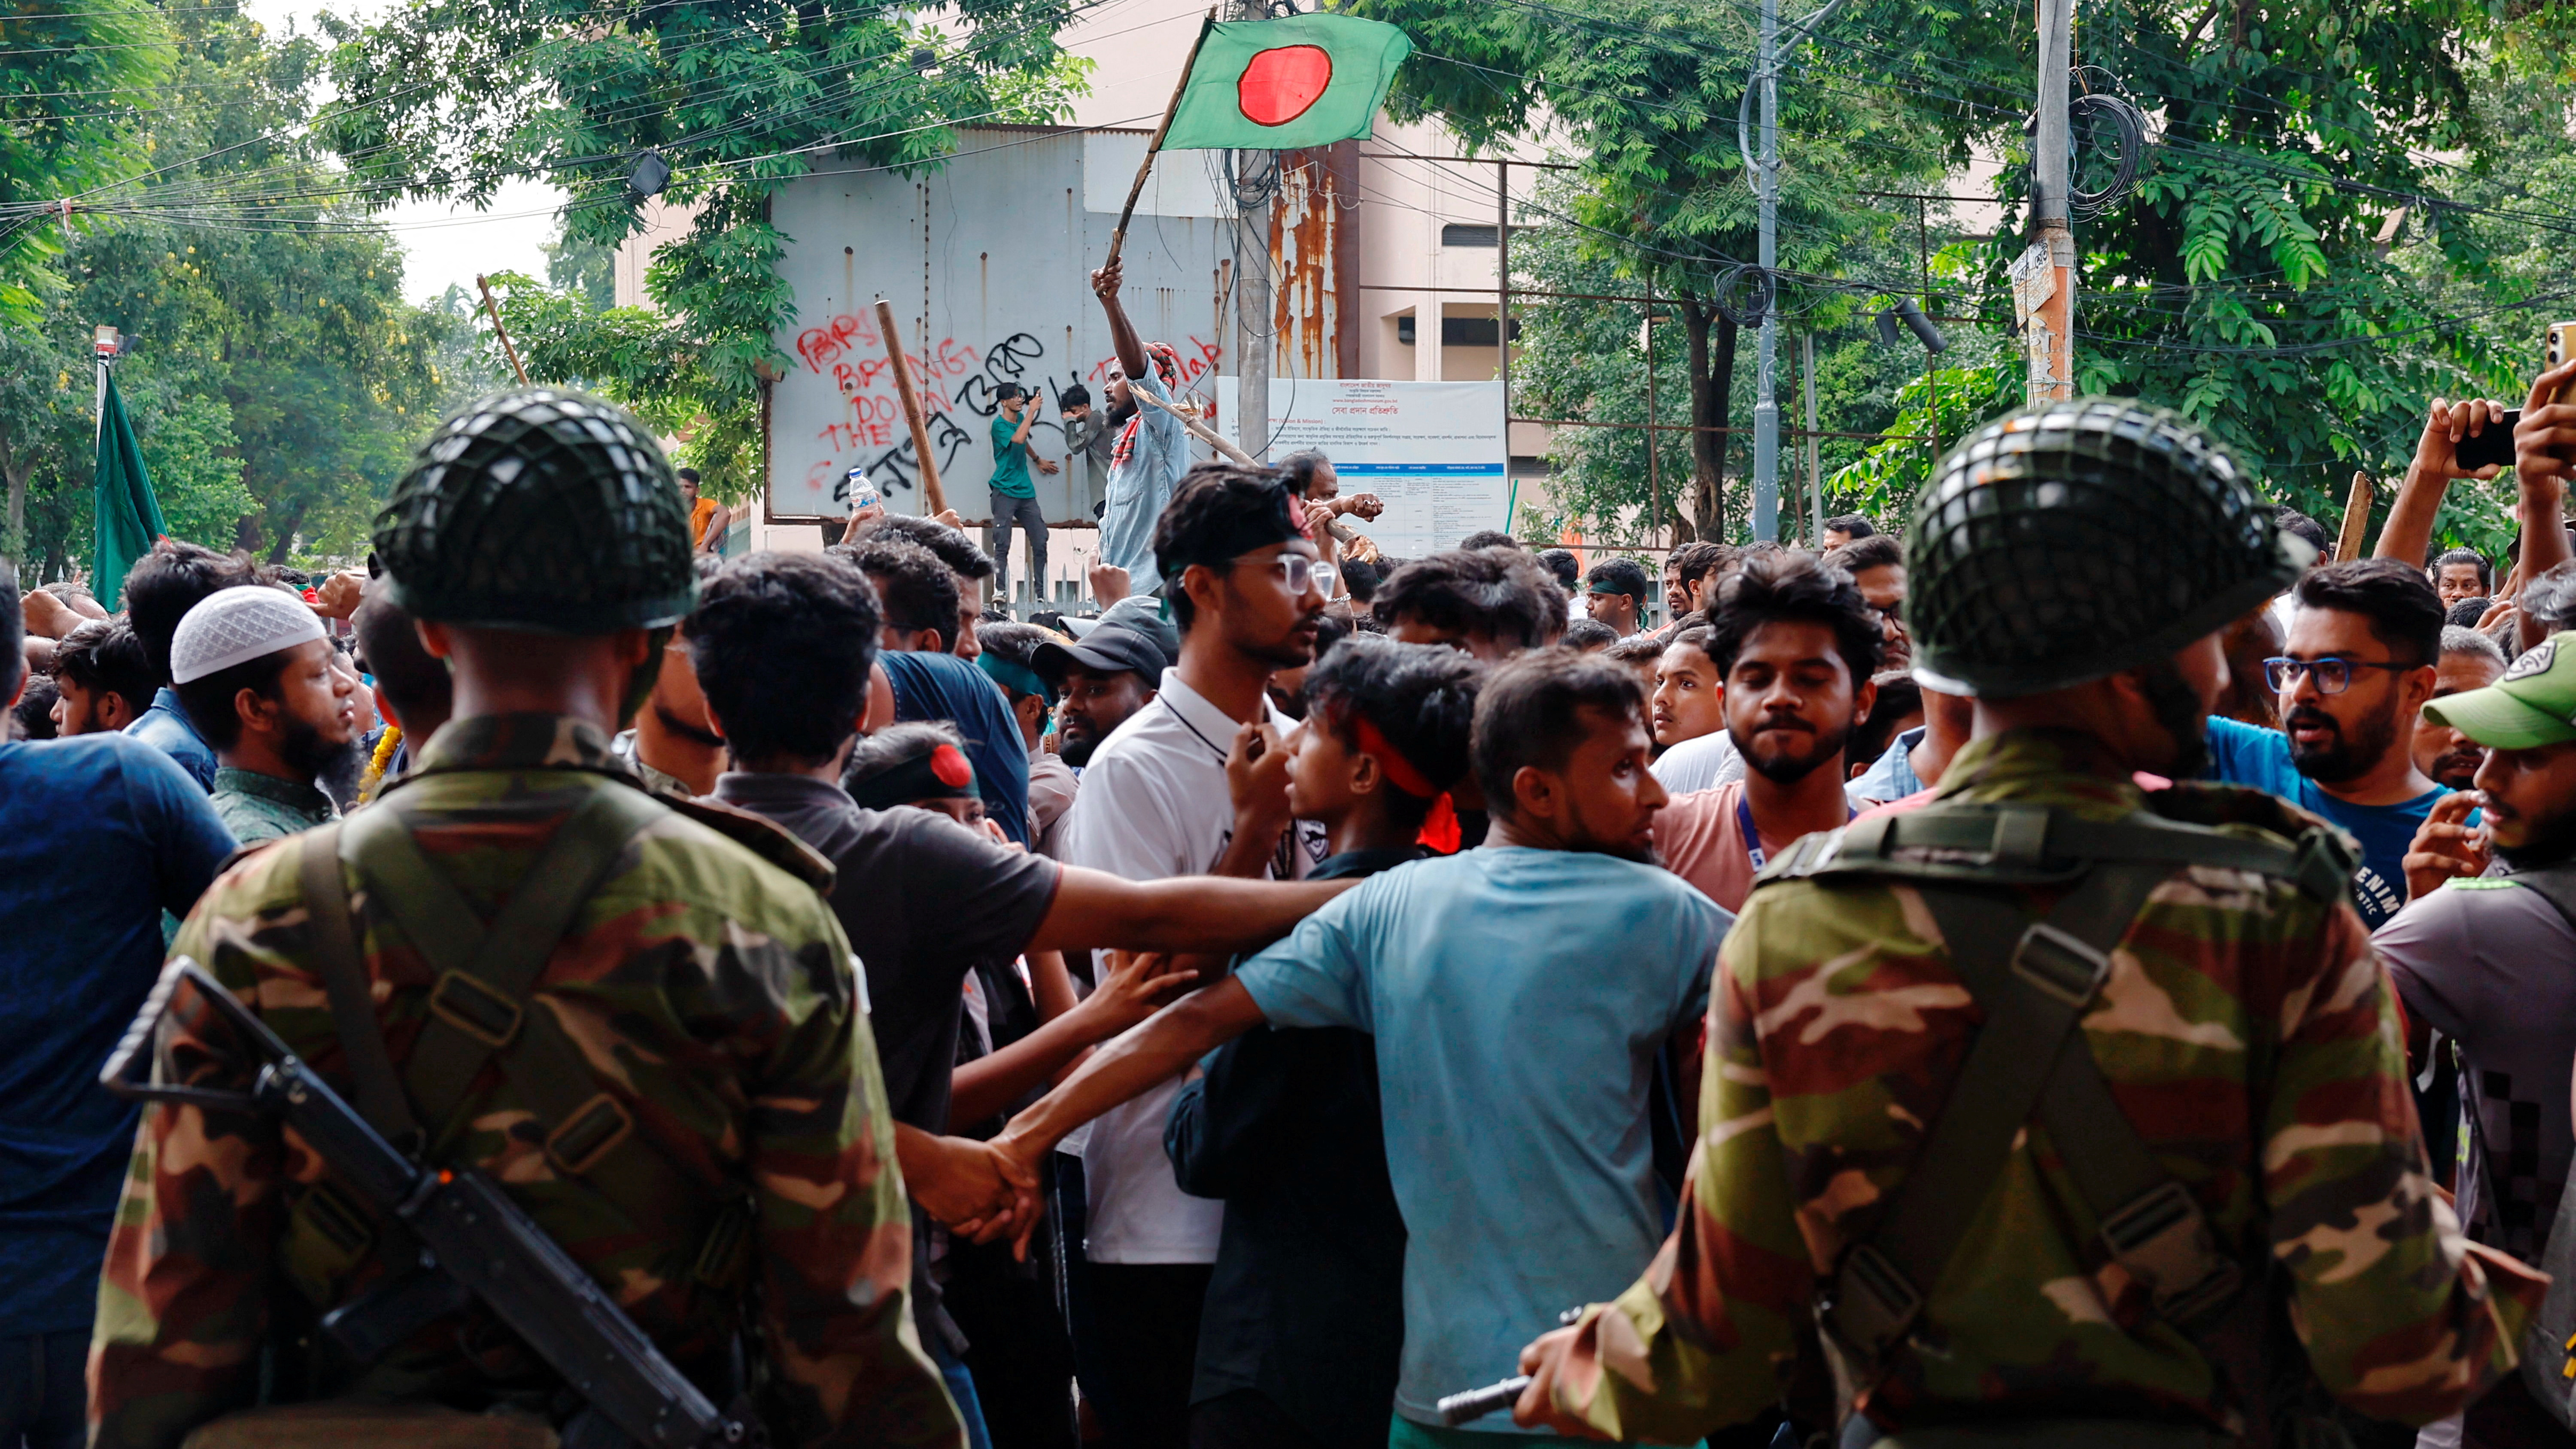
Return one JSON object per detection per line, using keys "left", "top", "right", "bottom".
{"left": 620, "top": 0, "right": 1560, "bottom": 574}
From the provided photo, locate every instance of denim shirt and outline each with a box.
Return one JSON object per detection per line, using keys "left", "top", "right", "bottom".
{"left": 125, "top": 685, "right": 216, "bottom": 791}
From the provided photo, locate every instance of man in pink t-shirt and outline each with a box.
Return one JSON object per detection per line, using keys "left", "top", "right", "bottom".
{"left": 1656, "top": 551, "right": 1886, "bottom": 911}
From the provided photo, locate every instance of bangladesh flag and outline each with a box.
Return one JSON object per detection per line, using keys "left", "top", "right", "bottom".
{"left": 1160, "top": 13, "right": 1413, "bottom": 152}
{"left": 93, "top": 368, "right": 166, "bottom": 609}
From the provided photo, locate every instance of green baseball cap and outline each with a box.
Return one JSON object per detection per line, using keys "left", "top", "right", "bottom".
{"left": 2421, "top": 631, "right": 2576, "bottom": 749}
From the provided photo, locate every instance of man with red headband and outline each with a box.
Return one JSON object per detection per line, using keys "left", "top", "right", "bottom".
{"left": 993, "top": 648, "right": 1730, "bottom": 1449}
{"left": 1092, "top": 258, "right": 1195, "bottom": 594}
{"left": 1165, "top": 634, "right": 1484, "bottom": 1449}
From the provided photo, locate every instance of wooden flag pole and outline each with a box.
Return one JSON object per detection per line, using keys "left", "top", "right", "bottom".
{"left": 2335, "top": 471, "right": 2374, "bottom": 563}
{"left": 1105, "top": 9, "right": 1217, "bottom": 272}
{"left": 1133, "top": 383, "right": 1255, "bottom": 466}
{"left": 476, "top": 274, "right": 529, "bottom": 385}
{"left": 874, "top": 297, "right": 949, "bottom": 516}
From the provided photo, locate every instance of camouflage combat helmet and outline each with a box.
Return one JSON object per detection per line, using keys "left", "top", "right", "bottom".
{"left": 1905, "top": 398, "right": 2309, "bottom": 699}
{"left": 372, "top": 387, "right": 695, "bottom": 634}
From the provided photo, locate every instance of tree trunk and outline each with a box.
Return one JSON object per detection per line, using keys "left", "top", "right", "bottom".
{"left": 1677, "top": 298, "right": 1738, "bottom": 543}
{"left": 0, "top": 439, "right": 27, "bottom": 566}
{"left": 262, "top": 507, "right": 302, "bottom": 565}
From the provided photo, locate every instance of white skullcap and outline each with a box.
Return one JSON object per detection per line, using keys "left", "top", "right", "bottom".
{"left": 170, "top": 585, "right": 325, "bottom": 684}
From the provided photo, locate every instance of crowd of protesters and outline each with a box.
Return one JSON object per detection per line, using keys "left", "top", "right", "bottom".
{"left": 10, "top": 361, "right": 2576, "bottom": 1449}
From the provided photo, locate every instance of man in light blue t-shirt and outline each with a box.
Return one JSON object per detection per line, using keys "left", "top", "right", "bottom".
{"left": 1089, "top": 258, "right": 1192, "bottom": 595}
{"left": 2206, "top": 558, "right": 2448, "bottom": 928}
{"left": 990, "top": 650, "right": 1731, "bottom": 1443}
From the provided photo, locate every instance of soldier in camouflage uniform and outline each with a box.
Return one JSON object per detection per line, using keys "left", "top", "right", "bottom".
{"left": 1513, "top": 400, "right": 2546, "bottom": 1448}
{"left": 89, "top": 388, "right": 965, "bottom": 1449}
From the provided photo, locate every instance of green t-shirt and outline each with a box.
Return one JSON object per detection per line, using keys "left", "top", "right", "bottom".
{"left": 989, "top": 412, "right": 1034, "bottom": 498}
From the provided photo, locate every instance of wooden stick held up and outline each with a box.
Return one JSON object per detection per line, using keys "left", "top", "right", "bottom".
{"left": 2335, "top": 471, "right": 2374, "bottom": 564}
{"left": 1105, "top": 9, "right": 1217, "bottom": 273}
{"left": 1133, "top": 384, "right": 1254, "bottom": 466}
{"left": 476, "top": 274, "right": 529, "bottom": 385}
{"left": 873, "top": 297, "right": 948, "bottom": 516}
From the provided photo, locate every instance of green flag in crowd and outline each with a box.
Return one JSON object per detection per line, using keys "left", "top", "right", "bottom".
{"left": 93, "top": 368, "right": 166, "bottom": 609}
{"left": 1160, "top": 13, "right": 1412, "bottom": 152}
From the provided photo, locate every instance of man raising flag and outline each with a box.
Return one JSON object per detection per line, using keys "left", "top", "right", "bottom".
{"left": 1094, "top": 8, "right": 1410, "bottom": 591}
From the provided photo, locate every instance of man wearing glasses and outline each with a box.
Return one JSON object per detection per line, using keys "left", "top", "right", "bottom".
{"left": 1824, "top": 532, "right": 1910, "bottom": 671}
{"left": 1051, "top": 462, "right": 1334, "bottom": 1449}
{"left": 2206, "top": 556, "right": 2448, "bottom": 926}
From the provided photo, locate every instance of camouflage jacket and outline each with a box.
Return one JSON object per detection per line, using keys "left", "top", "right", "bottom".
{"left": 90, "top": 713, "right": 959, "bottom": 1449}
{"left": 1552, "top": 729, "right": 2544, "bottom": 1443}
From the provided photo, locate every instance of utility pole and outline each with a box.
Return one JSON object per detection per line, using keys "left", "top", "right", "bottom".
{"left": 1234, "top": 0, "right": 1271, "bottom": 462}
{"left": 1743, "top": 0, "right": 1845, "bottom": 542}
{"left": 1802, "top": 331, "right": 1822, "bottom": 541}
{"left": 2027, "top": 0, "right": 2075, "bottom": 400}
{"left": 1751, "top": 0, "right": 1780, "bottom": 542}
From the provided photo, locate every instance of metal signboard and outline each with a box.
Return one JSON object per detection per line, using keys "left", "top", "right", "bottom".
{"left": 767, "top": 126, "right": 1236, "bottom": 522}
{"left": 1210, "top": 377, "right": 1511, "bottom": 557}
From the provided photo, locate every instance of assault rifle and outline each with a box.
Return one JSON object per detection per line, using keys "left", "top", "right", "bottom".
{"left": 103, "top": 959, "right": 754, "bottom": 1449}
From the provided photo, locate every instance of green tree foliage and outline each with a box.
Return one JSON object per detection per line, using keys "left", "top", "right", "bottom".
{"left": 2032, "top": 0, "right": 2536, "bottom": 537}
{"left": 1820, "top": 355, "right": 2020, "bottom": 520}
{"left": 2369, "top": 55, "right": 2576, "bottom": 557}
{"left": 1509, "top": 173, "right": 1975, "bottom": 546}
{"left": 479, "top": 264, "right": 764, "bottom": 500}
{"left": 314, "top": 0, "right": 1090, "bottom": 501}
{"left": 0, "top": 4, "right": 493, "bottom": 580}
{"left": 0, "top": 0, "right": 173, "bottom": 321}
{"left": 1381, "top": 0, "right": 2576, "bottom": 556}
{"left": 544, "top": 230, "right": 619, "bottom": 312}
{"left": 1358, "top": 0, "right": 1981, "bottom": 541}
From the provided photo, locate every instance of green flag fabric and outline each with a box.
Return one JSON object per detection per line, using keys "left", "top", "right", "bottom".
{"left": 93, "top": 368, "right": 166, "bottom": 609}
{"left": 1160, "top": 14, "right": 1412, "bottom": 152}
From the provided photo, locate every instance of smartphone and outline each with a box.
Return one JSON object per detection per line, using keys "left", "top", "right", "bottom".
{"left": 2551, "top": 322, "right": 2576, "bottom": 404}
{"left": 2457, "top": 410, "right": 2521, "bottom": 471}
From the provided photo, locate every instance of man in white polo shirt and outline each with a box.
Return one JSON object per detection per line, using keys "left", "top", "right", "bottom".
{"left": 1055, "top": 462, "right": 1331, "bottom": 1449}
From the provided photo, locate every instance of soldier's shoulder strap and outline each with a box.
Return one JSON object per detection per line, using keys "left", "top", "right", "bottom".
{"left": 1756, "top": 799, "right": 2352, "bottom": 904}
{"left": 300, "top": 823, "right": 421, "bottom": 1148}
{"left": 338, "top": 778, "right": 674, "bottom": 1171}
{"left": 333, "top": 781, "right": 738, "bottom": 1265}
{"left": 1816, "top": 813, "right": 2253, "bottom": 1396}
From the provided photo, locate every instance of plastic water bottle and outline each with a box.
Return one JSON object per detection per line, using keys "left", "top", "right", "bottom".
{"left": 846, "top": 467, "right": 879, "bottom": 512}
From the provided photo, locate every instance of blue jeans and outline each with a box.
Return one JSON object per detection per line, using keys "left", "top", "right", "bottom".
{"left": 928, "top": 1320, "right": 996, "bottom": 1449}
{"left": 0, "top": 1331, "right": 86, "bottom": 1449}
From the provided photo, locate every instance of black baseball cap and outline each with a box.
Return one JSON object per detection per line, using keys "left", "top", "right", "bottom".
{"left": 1034, "top": 624, "right": 1169, "bottom": 688}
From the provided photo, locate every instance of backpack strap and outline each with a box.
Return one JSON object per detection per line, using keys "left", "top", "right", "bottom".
{"left": 2492, "top": 862, "right": 2576, "bottom": 939}
{"left": 280, "top": 824, "right": 429, "bottom": 1302}
{"left": 1766, "top": 803, "right": 2350, "bottom": 905}
{"left": 338, "top": 781, "right": 706, "bottom": 1234}
{"left": 1820, "top": 858, "right": 2239, "bottom": 1388}
{"left": 298, "top": 823, "right": 421, "bottom": 1148}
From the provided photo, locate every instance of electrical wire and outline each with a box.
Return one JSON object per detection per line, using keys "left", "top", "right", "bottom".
{"left": 17, "top": 0, "right": 2564, "bottom": 380}
{"left": 66, "top": 0, "right": 1153, "bottom": 210}
{"left": 0, "top": 0, "right": 1117, "bottom": 227}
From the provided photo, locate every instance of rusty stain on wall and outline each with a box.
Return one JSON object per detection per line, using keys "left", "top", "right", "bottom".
{"left": 1269, "top": 142, "right": 1355, "bottom": 379}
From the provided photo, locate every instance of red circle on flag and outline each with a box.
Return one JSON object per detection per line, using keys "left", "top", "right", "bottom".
{"left": 1238, "top": 45, "right": 1334, "bottom": 127}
